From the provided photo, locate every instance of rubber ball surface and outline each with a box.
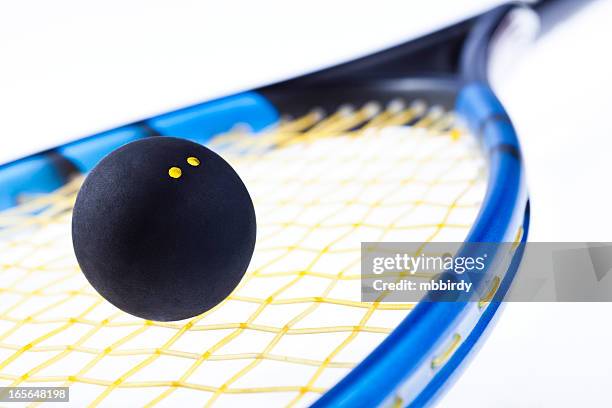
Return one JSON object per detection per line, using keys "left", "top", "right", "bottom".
{"left": 72, "top": 137, "right": 256, "bottom": 321}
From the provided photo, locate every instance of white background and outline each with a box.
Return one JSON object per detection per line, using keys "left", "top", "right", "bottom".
{"left": 1, "top": 0, "right": 612, "bottom": 406}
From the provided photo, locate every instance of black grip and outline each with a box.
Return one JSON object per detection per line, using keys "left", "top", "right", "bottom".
{"left": 534, "top": 0, "right": 597, "bottom": 36}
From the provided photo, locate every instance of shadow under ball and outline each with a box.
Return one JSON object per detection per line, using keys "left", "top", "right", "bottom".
{"left": 72, "top": 137, "right": 256, "bottom": 321}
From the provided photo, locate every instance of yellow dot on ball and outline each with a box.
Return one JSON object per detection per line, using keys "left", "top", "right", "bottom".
{"left": 187, "top": 157, "right": 200, "bottom": 167}
{"left": 168, "top": 167, "right": 182, "bottom": 179}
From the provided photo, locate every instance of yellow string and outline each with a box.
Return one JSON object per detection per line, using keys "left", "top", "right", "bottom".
{"left": 0, "top": 101, "right": 486, "bottom": 407}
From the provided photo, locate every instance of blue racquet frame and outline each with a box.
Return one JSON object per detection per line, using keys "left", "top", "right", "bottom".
{"left": 0, "top": 1, "right": 592, "bottom": 406}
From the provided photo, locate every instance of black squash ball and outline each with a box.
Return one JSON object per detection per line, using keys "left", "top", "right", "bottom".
{"left": 72, "top": 137, "right": 256, "bottom": 321}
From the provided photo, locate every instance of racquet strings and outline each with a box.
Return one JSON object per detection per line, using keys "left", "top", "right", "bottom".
{"left": 0, "top": 99, "right": 487, "bottom": 407}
